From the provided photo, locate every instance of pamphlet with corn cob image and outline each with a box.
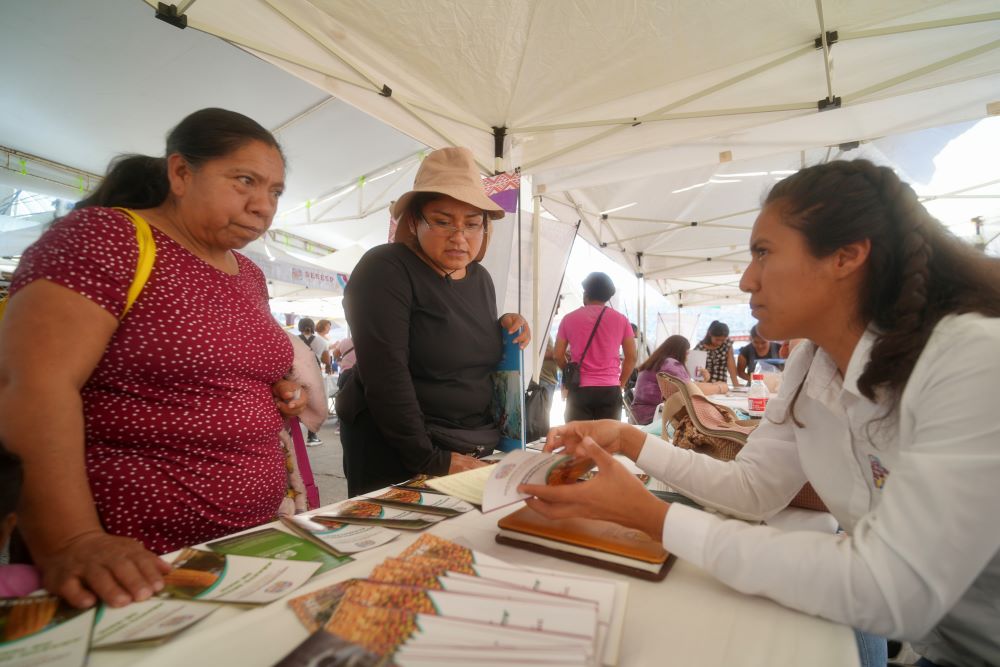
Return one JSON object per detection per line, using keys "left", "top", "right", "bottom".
{"left": 361, "top": 487, "right": 476, "bottom": 516}
{"left": 315, "top": 499, "right": 446, "bottom": 530}
{"left": 281, "top": 515, "right": 400, "bottom": 555}
{"left": 161, "top": 547, "right": 321, "bottom": 605}
{"left": 392, "top": 474, "right": 446, "bottom": 494}
{"left": 0, "top": 596, "right": 95, "bottom": 667}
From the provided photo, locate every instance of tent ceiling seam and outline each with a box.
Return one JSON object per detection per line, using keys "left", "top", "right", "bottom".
{"left": 842, "top": 38, "right": 1000, "bottom": 104}
{"left": 259, "top": 0, "right": 492, "bottom": 168}
{"left": 261, "top": 0, "right": 384, "bottom": 95}
{"left": 501, "top": 1, "right": 541, "bottom": 126}
{"left": 519, "top": 44, "right": 814, "bottom": 171}
{"left": 838, "top": 12, "right": 1000, "bottom": 41}
{"left": 271, "top": 97, "right": 336, "bottom": 135}
{"left": 514, "top": 44, "right": 810, "bottom": 136}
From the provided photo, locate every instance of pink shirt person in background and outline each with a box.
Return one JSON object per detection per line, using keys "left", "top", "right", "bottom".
{"left": 555, "top": 272, "right": 636, "bottom": 422}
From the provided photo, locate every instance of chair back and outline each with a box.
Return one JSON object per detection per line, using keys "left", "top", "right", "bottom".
{"left": 656, "top": 373, "right": 827, "bottom": 512}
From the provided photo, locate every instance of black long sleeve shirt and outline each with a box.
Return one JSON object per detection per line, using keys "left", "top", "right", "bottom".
{"left": 337, "top": 243, "right": 502, "bottom": 474}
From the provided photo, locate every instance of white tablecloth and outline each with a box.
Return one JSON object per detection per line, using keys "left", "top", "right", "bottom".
{"left": 89, "top": 502, "right": 858, "bottom": 667}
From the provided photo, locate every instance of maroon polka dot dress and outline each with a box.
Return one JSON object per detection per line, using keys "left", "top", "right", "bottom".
{"left": 11, "top": 207, "right": 293, "bottom": 554}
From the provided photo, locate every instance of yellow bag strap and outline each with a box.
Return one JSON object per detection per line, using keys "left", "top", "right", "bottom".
{"left": 0, "top": 208, "right": 156, "bottom": 323}
{"left": 113, "top": 207, "right": 156, "bottom": 320}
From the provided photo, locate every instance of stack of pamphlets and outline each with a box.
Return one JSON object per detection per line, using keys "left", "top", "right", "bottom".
{"left": 278, "top": 533, "right": 628, "bottom": 667}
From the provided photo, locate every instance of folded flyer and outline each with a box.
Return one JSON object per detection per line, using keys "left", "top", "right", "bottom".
{"left": 282, "top": 515, "right": 400, "bottom": 555}
{"left": 316, "top": 499, "right": 446, "bottom": 530}
{"left": 361, "top": 488, "right": 475, "bottom": 516}
{"left": 162, "top": 548, "right": 321, "bottom": 604}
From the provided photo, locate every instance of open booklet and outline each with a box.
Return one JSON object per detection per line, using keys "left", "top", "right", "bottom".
{"left": 279, "top": 533, "right": 628, "bottom": 667}
{"left": 427, "top": 450, "right": 594, "bottom": 512}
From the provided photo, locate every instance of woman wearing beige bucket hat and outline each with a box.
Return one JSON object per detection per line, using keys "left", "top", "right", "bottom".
{"left": 335, "top": 147, "right": 531, "bottom": 496}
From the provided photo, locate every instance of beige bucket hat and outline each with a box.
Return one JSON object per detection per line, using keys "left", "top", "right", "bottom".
{"left": 392, "top": 147, "right": 504, "bottom": 262}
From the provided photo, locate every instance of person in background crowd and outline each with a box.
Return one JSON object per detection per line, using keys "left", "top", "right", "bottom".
{"left": 630, "top": 335, "right": 728, "bottom": 425}
{"left": 336, "top": 147, "right": 531, "bottom": 496}
{"left": 333, "top": 335, "right": 357, "bottom": 389}
{"left": 523, "top": 159, "right": 1000, "bottom": 667}
{"left": 555, "top": 272, "right": 636, "bottom": 422}
{"left": 316, "top": 319, "right": 334, "bottom": 374}
{"left": 539, "top": 337, "right": 559, "bottom": 401}
{"left": 695, "top": 320, "right": 740, "bottom": 387}
{"left": 297, "top": 318, "right": 328, "bottom": 446}
{"left": 737, "top": 324, "right": 783, "bottom": 385}
{"left": 0, "top": 108, "right": 307, "bottom": 609}
{"left": 0, "top": 444, "right": 41, "bottom": 597}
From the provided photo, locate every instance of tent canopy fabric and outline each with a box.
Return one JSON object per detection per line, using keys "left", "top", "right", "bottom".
{"left": 157, "top": 0, "right": 1000, "bottom": 303}
{"left": 4, "top": 0, "right": 999, "bottom": 312}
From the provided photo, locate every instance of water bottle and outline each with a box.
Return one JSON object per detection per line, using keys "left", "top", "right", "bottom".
{"left": 747, "top": 371, "right": 769, "bottom": 417}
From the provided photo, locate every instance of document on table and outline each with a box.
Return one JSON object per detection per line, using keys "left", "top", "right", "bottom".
{"left": 0, "top": 597, "right": 95, "bottom": 667}
{"left": 162, "top": 548, "right": 321, "bottom": 604}
{"left": 90, "top": 599, "right": 219, "bottom": 648}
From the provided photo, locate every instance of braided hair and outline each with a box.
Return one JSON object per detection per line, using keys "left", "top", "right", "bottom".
{"left": 767, "top": 159, "right": 1000, "bottom": 415}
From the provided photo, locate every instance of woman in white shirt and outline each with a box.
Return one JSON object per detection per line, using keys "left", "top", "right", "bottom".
{"left": 522, "top": 159, "right": 1000, "bottom": 667}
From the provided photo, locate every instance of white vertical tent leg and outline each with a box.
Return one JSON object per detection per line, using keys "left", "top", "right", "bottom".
{"left": 532, "top": 184, "right": 543, "bottom": 381}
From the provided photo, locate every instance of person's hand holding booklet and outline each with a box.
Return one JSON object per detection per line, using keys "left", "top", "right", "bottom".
{"left": 426, "top": 450, "right": 594, "bottom": 512}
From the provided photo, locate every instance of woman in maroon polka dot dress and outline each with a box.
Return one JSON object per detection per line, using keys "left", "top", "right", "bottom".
{"left": 0, "top": 109, "right": 306, "bottom": 609}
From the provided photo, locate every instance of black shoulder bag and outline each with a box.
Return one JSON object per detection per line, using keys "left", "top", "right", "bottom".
{"left": 562, "top": 307, "right": 607, "bottom": 391}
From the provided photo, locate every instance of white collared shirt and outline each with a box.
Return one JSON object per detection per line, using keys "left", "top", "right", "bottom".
{"left": 637, "top": 313, "right": 1000, "bottom": 666}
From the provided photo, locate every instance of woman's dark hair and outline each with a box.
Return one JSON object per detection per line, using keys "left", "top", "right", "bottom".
{"left": 749, "top": 325, "right": 760, "bottom": 339}
{"left": 767, "top": 158, "right": 1000, "bottom": 418}
{"left": 0, "top": 443, "right": 23, "bottom": 517}
{"left": 638, "top": 335, "right": 690, "bottom": 373}
{"left": 77, "top": 108, "right": 283, "bottom": 210}
{"left": 700, "top": 320, "right": 730, "bottom": 345}
{"left": 582, "top": 272, "right": 616, "bottom": 303}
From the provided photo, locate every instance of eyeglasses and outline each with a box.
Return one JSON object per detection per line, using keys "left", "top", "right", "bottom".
{"left": 420, "top": 215, "right": 486, "bottom": 238}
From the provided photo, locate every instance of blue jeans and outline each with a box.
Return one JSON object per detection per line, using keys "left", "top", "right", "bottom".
{"left": 854, "top": 629, "right": 887, "bottom": 667}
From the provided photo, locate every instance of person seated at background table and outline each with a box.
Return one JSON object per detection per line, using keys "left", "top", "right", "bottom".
{"left": 694, "top": 320, "right": 740, "bottom": 387}
{"left": 0, "top": 444, "right": 41, "bottom": 597}
{"left": 555, "top": 272, "right": 636, "bottom": 422}
{"left": 630, "top": 335, "right": 729, "bottom": 425}
{"left": 522, "top": 159, "right": 1000, "bottom": 667}
{"left": 335, "top": 148, "right": 530, "bottom": 497}
{"left": 736, "top": 324, "right": 783, "bottom": 385}
{"left": 0, "top": 108, "right": 311, "bottom": 609}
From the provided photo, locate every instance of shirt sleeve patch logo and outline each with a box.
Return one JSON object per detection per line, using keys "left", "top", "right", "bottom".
{"left": 868, "top": 454, "right": 889, "bottom": 489}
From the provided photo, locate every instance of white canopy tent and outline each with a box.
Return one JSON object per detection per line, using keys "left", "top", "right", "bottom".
{"left": 5, "top": 1, "right": 1000, "bottom": 370}
{"left": 148, "top": 0, "right": 1000, "bottom": 353}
